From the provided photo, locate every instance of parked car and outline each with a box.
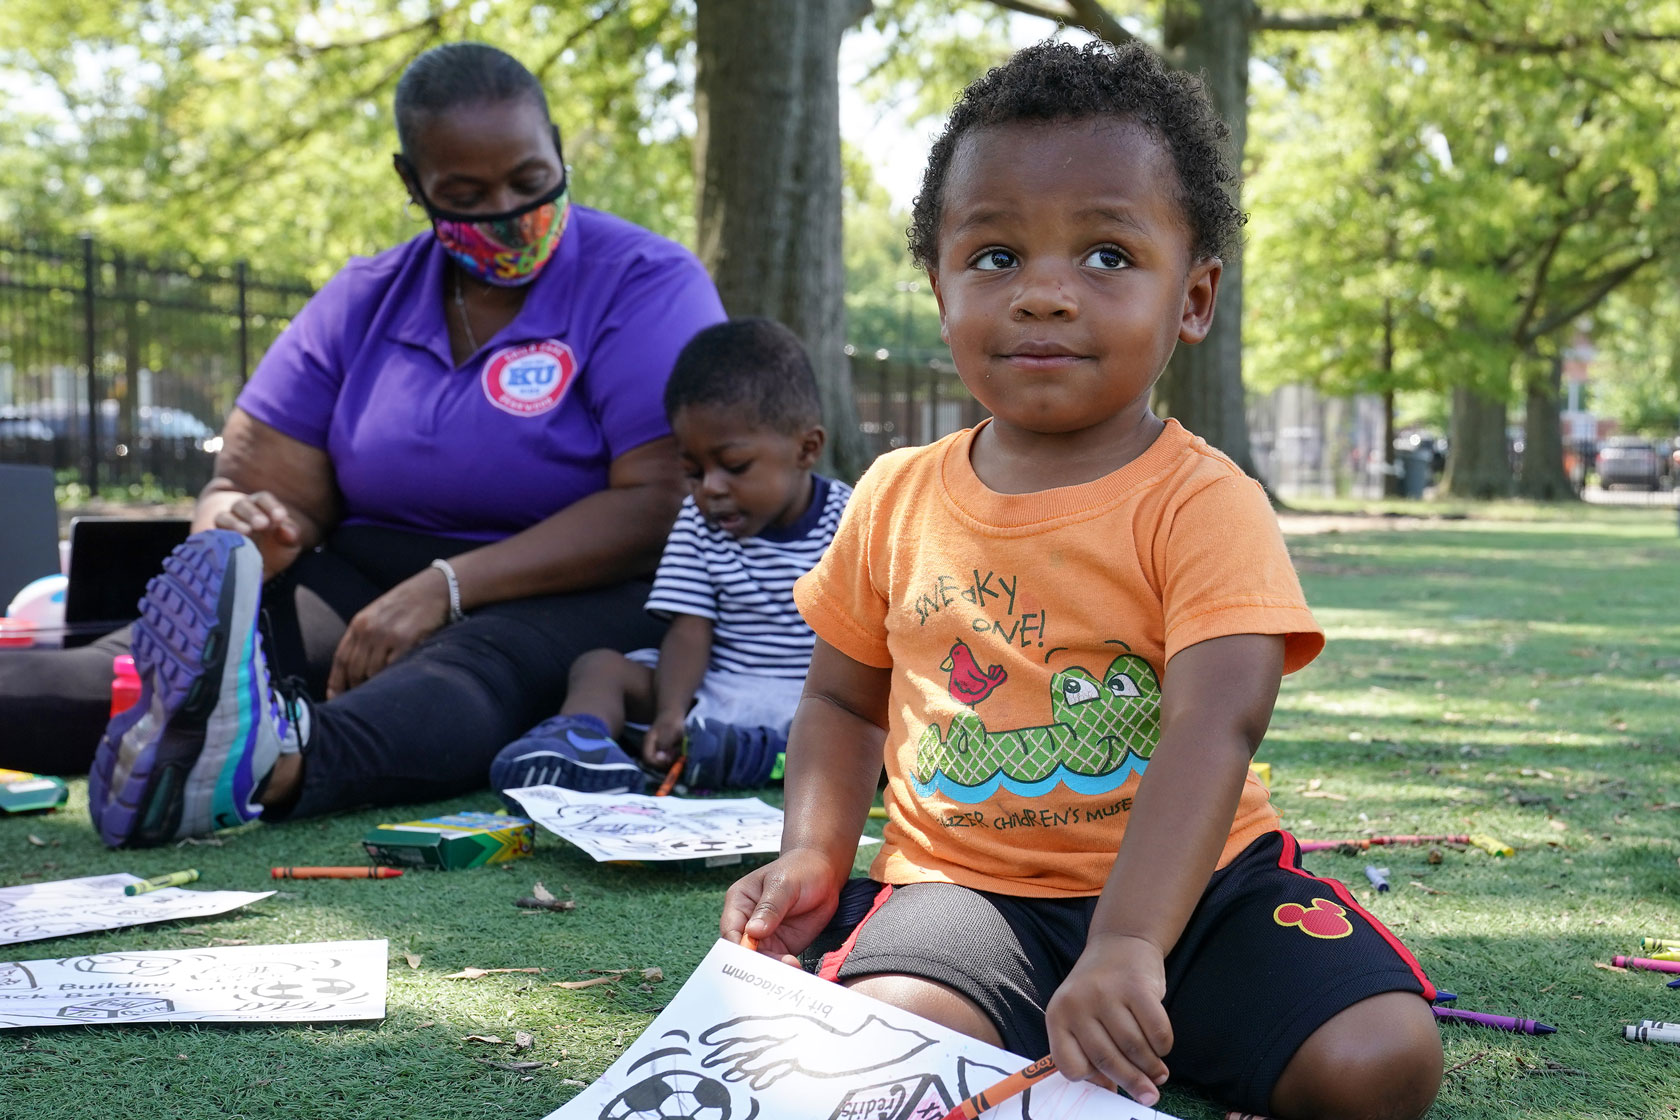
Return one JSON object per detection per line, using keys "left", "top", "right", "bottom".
{"left": 1595, "top": 436, "right": 1665, "bottom": 491}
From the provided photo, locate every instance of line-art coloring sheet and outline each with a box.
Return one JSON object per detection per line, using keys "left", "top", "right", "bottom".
{"left": 541, "top": 939, "right": 1176, "bottom": 1120}
{"left": 0, "top": 939, "right": 387, "bottom": 1028}
{"left": 0, "top": 873, "right": 273, "bottom": 947}
{"left": 506, "top": 786, "right": 879, "bottom": 864}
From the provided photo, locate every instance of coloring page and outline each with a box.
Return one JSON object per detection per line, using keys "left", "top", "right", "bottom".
{"left": 506, "top": 786, "right": 879, "bottom": 864}
{"left": 0, "top": 939, "right": 387, "bottom": 1028}
{"left": 0, "top": 873, "right": 273, "bottom": 947}
{"left": 541, "top": 939, "right": 1177, "bottom": 1120}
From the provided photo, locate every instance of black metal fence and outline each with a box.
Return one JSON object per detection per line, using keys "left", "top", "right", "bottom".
{"left": 0, "top": 232, "right": 314, "bottom": 495}
{"left": 848, "top": 348, "right": 985, "bottom": 460}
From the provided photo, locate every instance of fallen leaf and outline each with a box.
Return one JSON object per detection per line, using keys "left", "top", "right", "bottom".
{"left": 475, "top": 1059, "right": 545, "bottom": 1071}
{"left": 463, "top": 1035, "right": 506, "bottom": 1045}
{"left": 560, "top": 1079, "right": 587, "bottom": 1088}
{"left": 1594, "top": 962, "right": 1627, "bottom": 972}
{"left": 444, "top": 967, "right": 546, "bottom": 980}
{"left": 404, "top": 953, "right": 422, "bottom": 970}
{"left": 514, "top": 1031, "right": 534, "bottom": 1050}
{"left": 532, "top": 882, "right": 557, "bottom": 903}
{"left": 515, "top": 896, "right": 576, "bottom": 912}
{"left": 25, "top": 835, "right": 45, "bottom": 847}
{"left": 209, "top": 938, "right": 249, "bottom": 946}
{"left": 175, "top": 835, "right": 224, "bottom": 847}
{"left": 641, "top": 967, "right": 663, "bottom": 983}
{"left": 551, "top": 976, "right": 619, "bottom": 990}
{"left": 1300, "top": 790, "right": 1348, "bottom": 801}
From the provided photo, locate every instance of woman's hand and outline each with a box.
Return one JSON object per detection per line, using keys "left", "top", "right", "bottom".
{"left": 326, "top": 568, "right": 452, "bottom": 698}
{"left": 1044, "top": 932, "right": 1173, "bottom": 1107}
{"left": 212, "top": 491, "right": 307, "bottom": 580}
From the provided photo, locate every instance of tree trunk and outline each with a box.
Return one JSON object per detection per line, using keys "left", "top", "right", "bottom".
{"left": 1156, "top": 0, "right": 1259, "bottom": 478}
{"left": 1441, "top": 384, "right": 1511, "bottom": 499}
{"left": 1517, "top": 355, "right": 1577, "bottom": 501}
{"left": 693, "top": 0, "right": 871, "bottom": 481}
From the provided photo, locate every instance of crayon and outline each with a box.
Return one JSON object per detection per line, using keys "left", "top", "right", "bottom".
{"left": 738, "top": 933, "right": 758, "bottom": 952}
{"left": 1638, "top": 1019, "right": 1680, "bottom": 1029}
{"left": 124, "top": 869, "right": 199, "bottom": 896}
{"left": 1431, "top": 1006, "right": 1555, "bottom": 1034}
{"left": 655, "top": 755, "right": 685, "bottom": 797}
{"left": 940, "top": 1055, "right": 1058, "bottom": 1120}
{"left": 271, "top": 866, "right": 403, "bottom": 879}
{"left": 1364, "top": 865, "right": 1391, "bottom": 892}
{"left": 1297, "top": 835, "right": 1470, "bottom": 853}
{"left": 1433, "top": 991, "right": 1458, "bottom": 1004}
{"left": 1467, "top": 834, "right": 1514, "bottom": 857}
{"left": 867, "top": 806, "right": 888, "bottom": 819}
{"left": 1669, "top": 978, "right": 1680, "bottom": 989}
{"left": 1613, "top": 955, "right": 1680, "bottom": 975}
{"left": 1645, "top": 950, "right": 1680, "bottom": 962}
{"left": 1624, "top": 1023, "right": 1680, "bottom": 1044}
{"left": 1640, "top": 937, "right": 1680, "bottom": 953}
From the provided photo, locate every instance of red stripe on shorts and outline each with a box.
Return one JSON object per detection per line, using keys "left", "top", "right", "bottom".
{"left": 817, "top": 884, "right": 896, "bottom": 983}
{"left": 1276, "top": 830, "right": 1436, "bottom": 1000}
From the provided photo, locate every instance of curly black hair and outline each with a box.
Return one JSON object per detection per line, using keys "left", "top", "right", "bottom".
{"left": 907, "top": 39, "right": 1244, "bottom": 269}
{"left": 664, "top": 318, "right": 824, "bottom": 434}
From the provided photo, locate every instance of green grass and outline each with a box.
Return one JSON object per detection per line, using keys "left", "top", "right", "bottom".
{"left": 4, "top": 503, "right": 1679, "bottom": 1119}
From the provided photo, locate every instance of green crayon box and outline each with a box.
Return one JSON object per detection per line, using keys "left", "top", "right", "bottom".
{"left": 0, "top": 768, "right": 69, "bottom": 814}
{"left": 362, "top": 811, "right": 534, "bottom": 870}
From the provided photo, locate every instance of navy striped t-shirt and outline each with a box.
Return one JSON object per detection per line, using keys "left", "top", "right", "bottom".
{"left": 644, "top": 474, "right": 852, "bottom": 678}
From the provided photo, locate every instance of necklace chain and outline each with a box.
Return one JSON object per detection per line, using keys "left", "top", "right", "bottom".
{"left": 453, "top": 271, "right": 479, "bottom": 354}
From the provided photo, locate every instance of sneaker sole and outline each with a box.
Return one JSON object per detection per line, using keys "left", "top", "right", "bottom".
{"left": 503, "top": 749, "right": 643, "bottom": 795}
{"left": 90, "top": 531, "right": 260, "bottom": 847}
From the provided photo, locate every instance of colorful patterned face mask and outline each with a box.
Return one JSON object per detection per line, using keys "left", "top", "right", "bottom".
{"left": 400, "top": 134, "right": 570, "bottom": 287}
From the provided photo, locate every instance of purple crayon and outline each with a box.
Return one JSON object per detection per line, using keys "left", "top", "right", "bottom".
{"left": 1432, "top": 1006, "right": 1555, "bottom": 1034}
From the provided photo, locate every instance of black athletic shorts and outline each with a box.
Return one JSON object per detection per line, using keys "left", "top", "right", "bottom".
{"left": 805, "top": 830, "right": 1434, "bottom": 1114}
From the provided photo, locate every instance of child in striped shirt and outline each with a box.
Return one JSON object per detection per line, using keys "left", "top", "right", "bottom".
{"left": 489, "top": 318, "right": 852, "bottom": 798}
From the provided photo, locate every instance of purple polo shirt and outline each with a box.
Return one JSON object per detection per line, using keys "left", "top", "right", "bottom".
{"left": 236, "top": 206, "right": 725, "bottom": 541}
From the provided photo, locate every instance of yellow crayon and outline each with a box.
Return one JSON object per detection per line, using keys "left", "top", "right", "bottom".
{"left": 867, "top": 806, "right": 888, "bottom": 819}
{"left": 1647, "top": 950, "right": 1680, "bottom": 962}
{"left": 124, "top": 869, "right": 200, "bottom": 896}
{"left": 1467, "top": 834, "right": 1514, "bottom": 858}
{"left": 1641, "top": 937, "right": 1680, "bottom": 953}
{"left": 1249, "top": 761, "right": 1272, "bottom": 787}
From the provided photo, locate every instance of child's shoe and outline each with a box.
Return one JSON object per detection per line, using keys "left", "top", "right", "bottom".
{"left": 681, "top": 719, "right": 787, "bottom": 791}
{"left": 488, "top": 714, "right": 644, "bottom": 803}
{"left": 88, "top": 530, "right": 305, "bottom": 848}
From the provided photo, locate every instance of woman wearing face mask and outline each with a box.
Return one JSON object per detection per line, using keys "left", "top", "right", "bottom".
{"left": 0, "top": 43, "right": 726, "bottom": 847}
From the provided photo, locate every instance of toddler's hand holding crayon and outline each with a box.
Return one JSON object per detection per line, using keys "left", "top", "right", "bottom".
{"left": 1044, "top": 933, "right": 1173, "bottom": 1109}
{"left": 721, "top": 848, "right": 844, "bottom": 965}
{"left": 641, "top": 711, "right": 688, "bottom": 771}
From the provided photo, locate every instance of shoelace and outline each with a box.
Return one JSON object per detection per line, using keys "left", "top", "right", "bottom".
{"left": 257, "top": 608, "right": 310, "bottom": 752}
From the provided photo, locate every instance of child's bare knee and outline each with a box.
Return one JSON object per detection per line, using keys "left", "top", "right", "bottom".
{"left": 568, "top": 648, "right": 626, "bottom": 689}
{"left": 1271, "top": 992, "right": 1442, "bottom": 1120}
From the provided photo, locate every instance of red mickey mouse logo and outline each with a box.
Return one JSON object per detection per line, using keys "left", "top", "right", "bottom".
{"left": 1273, "top": 897, "right": 1354, "bottom": 939}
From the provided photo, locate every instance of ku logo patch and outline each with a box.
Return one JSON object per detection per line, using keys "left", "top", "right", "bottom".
{"left": 1273, "top": 897, "right": 1354, "bottom": 939}
{"left": 482, "top": 340, "right": 577, "bottom": 417}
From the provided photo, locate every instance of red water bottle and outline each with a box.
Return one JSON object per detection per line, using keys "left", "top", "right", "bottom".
{"left": 110, "top": 655, "right": 141, "bottom": 717}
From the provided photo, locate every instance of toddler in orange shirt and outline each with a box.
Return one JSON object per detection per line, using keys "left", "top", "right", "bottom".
{"left": 723, "top": 39, "right": 1442, "bottom": 1120}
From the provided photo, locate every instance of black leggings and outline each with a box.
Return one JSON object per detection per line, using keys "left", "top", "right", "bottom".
{"left": 0, "top": 525, "right": 665, "bottom": 818}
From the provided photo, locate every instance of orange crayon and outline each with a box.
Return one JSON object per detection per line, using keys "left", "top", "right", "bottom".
{"left": 271, "top": 866, "right": 403, "bottom": 880}
{"left": 655, "top": 755, "right": 686, "bottom": 797}
{"left": 941, "top": 1055, "right": 1058, "bottom": 1120}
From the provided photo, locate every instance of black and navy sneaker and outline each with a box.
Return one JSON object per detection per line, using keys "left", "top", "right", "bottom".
{"left": 681, "top": 719, "right": 787, "bottom": 792}
{"left": 88, "top": 530, "right": 303, "bottom": 848}
{"left": 489, "top": 714, "right": 645, "bottom": 805}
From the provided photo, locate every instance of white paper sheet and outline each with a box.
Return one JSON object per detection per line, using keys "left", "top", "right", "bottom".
{"left": 0, "top": 873, "right": 273, "bottom": 947}
{"left": 506, "top": 786, "right": 878, "bottom": 864}
{"left": 0, "top": 939, "right": 388, "bottom": 1028}
{"left": 541, "top": 939, "right": 1176, "bottom": 1120}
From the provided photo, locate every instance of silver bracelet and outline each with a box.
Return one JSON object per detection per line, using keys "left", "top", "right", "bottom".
{"left": 429, "top": 558, "right": 466, "bottom": 624}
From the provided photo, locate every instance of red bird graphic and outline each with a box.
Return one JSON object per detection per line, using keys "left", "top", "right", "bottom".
{"left": 941, "top": 639, "right": 1008, "bottom": 707}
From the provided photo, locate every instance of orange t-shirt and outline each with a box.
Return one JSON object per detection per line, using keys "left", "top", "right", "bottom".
{"left": 794, "top": 420, "right": 1324, "bottom": 898}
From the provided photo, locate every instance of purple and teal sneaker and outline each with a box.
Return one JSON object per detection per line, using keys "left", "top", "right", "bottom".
{"left": 88, "top": 530, "right": 303, "bottom": 847}
{"left": 489, "top": 714, "right": 644, "bottom": 806}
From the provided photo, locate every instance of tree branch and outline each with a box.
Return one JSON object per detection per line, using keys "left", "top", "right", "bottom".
{"left": 1512, "top": 224, "right": 1566, "bottom": 345}
{"left": 1257, "top": 8, "right": 1680, "bottom": 54}
{"left": 984, "top": 0, "right": 1136, "bottom": 45}
{"left": 1527, "top": 252, "right": 1656, "bottom": 341}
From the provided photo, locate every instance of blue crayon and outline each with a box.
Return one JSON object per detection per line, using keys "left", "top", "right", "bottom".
{"left": 1668, "top": 978, "right": 1680, "bottom": 989}
{"left": 1365, "top": 865, "right": 1391, "bottom": 892}
{"left": 1433, "top": 991, "right": 1458, "bottom": 1004}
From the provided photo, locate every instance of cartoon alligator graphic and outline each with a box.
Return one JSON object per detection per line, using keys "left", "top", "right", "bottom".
{"left": 912, "top": 652, "right": 1161, "bottom": 801}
